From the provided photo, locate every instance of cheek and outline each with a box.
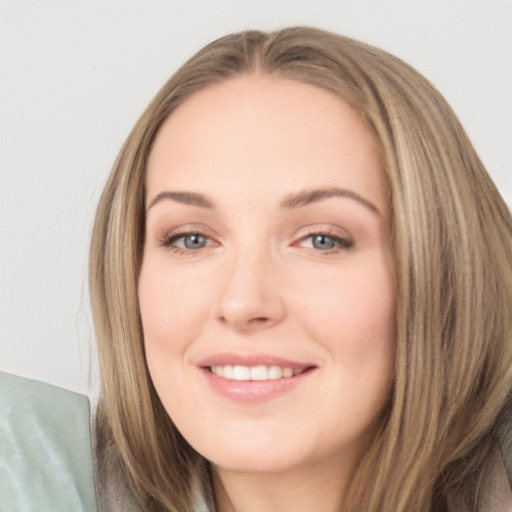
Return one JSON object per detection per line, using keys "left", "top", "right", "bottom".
{"left": 138, "top": 258, "right": 212, "bottom": 355}
{"left": 298, "top": 258, "right": 396, "bottom": 431}
{"left": 295, "top": 255, "right": 396, "bottom": 352}
{"left": 293, "top": 252, "right": 396, "bottom": 424}
{"left": 138, "top": 259, "right": 212, "bottom": 418}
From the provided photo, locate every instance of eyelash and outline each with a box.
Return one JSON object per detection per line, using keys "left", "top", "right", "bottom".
{"left": 298, "top": 232, "right": 354, "bottom": 253}
{"left": 159, "top": 230, "right": 216, "bottom": 255}
{"left": 158, "top": 230, "right": 353, "bottom": 255}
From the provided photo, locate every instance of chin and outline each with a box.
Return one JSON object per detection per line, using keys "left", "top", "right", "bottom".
{"left": 183, "top": 428, "right": 307, "bottom": 474}
{"left": 208, "top": 449, "right": 306, "bottom": 474}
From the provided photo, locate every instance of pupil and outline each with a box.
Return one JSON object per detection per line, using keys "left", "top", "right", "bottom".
{"left": 184, "top": 234, "right": 206, "bottom": 249}
{"left": 313, "top": 235, "right": 335, "bottom": 250}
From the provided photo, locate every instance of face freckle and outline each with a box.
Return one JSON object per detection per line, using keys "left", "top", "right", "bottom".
{"left": 138, "top": 75, "right": 396, "bottom": 480}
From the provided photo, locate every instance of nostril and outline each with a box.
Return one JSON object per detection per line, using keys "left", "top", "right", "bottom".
{"left": 252, "top": 317, "right": 270, "bottom": 323}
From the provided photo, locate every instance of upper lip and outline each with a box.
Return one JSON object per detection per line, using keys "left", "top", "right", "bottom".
{"left": 196, "top": 353, "right": 316, "bottom": 370}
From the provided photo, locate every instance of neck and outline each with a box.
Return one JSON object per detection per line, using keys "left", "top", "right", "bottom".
{"left": 212, "top": 455, "right": 355, "bottom": 512}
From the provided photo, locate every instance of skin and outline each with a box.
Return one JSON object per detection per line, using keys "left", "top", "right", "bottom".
{"left": 138, "top": 75, "right": 396, "bottom": 512}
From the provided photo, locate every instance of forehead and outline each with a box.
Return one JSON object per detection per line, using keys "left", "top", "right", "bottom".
{"left": 146, "top": 75, "right": 387, "bottom": 213}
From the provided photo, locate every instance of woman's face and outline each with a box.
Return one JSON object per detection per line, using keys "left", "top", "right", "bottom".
{"left": 139, "top": 76, "right": 395, "bottom": 477}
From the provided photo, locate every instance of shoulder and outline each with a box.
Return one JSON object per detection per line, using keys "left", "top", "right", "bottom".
{"left": 94, "top": 405, "right": 212, "bottom": 512}
{"left": 93, "top": 413, "right": 143, "bottom": 511}
{"left": 0, "top": 371, "right": 98, "bottom": 511}
{"left": 478, "top": 448, "right": 512, "bottom": 512}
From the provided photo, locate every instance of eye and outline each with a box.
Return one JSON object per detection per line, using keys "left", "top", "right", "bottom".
{"left": 160, "top": 231, "right": 217, "bottom": 254}
{"left": 179, "top": 233, "right": 209, "bottom": 249}
{"left": 299, "top": 233, "right": 353, "bottom": 252}
{"left": 311, "top": 234, "right": 337, "bottom": 250}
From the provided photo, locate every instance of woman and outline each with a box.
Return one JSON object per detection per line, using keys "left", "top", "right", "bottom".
{"left": 89, "top": 27, "right": 512, "bottom": 511}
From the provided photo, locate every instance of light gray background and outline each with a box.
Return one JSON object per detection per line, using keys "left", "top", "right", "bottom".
{"left": 1, "top": 0, "right": 511, "bottom": 395}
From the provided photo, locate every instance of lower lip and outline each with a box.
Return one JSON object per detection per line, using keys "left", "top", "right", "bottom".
{"left": 200, "top": 367, "right": 313, "bottom": 403}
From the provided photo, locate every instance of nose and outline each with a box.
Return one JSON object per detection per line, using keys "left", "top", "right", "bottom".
{"left": 215, "top": 247, "right": 286, "bottom": 332}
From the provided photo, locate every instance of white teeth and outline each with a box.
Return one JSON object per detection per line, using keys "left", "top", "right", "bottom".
{"left": 282, "top": 367, "right": 293, "bottom": 378}
{"left": 268, "top": 366, "right": 282, "bottom": 379}
{"left": 223, "top": 365, "right": 234, "bottom": 379}
{"left": 250, "top": 365, "right": 267, "bottom": 380}
{"left": 233, "top": 365, "right": 251, "bottom": 381}
{"left": 210, "top": 365, "right": 305, "bottom": 381}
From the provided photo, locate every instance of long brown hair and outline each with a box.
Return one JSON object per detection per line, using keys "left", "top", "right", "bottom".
{"left": 89, "top": 27, "right": 512, "bottom": 511}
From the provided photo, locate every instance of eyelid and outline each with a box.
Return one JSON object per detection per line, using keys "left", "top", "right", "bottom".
{"left": 293, "top": 223, "right": 352, "bottom": 241}
{"left": 155, "top": 224, "right": 353, "bottom": 255}
{"left": 298, "top": 233, "right": 353, "bottom": 250}
{"left": 158, "top": 227, "right": 219, "bottom": 254}
{"left": 292, "top": 225, "right": 354, "bottom": 253}
{"left": 156, "top": 221, "right": 218, "bottom": 243}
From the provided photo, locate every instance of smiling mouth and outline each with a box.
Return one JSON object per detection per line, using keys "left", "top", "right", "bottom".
{"left": 208, "top": 365, "right": 313, "bottom": 381}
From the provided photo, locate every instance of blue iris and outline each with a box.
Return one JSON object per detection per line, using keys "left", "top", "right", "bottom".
{"left": 183, "top": 234, "right": 208, "bottom": 249}
{"left": 311, "top": 234, "right": 336, "bottom": 250}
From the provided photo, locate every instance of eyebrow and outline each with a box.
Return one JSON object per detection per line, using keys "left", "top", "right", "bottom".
{"left": 147, "top": 191, "right": 214, "bottom": 211}
{"left": 280, "top": 187, "right": 380, "bottom": 215}
{"left": 147, "top": 187, "right": 380, "bottom": 215}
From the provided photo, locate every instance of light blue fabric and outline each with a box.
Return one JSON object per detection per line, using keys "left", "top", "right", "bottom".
{"left": 0, "top": 372, "right": 98, "bottom": 511}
